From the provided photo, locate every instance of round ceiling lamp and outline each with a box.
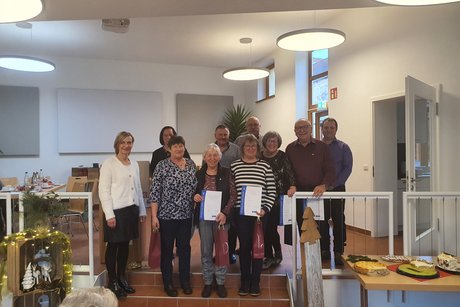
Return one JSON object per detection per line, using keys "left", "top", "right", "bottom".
{"left": 0, "top": 56, "right": 55, "bottom": 72}
{"left": 374, "top": 0, "right": 459, "bottom": 5}
{"left": 223, "top": 67, "right": 269, "bottom": 81}
{"left": 277, "top": 28, "right": 346, "bottom": 52}
{"left": 223, "top": 37, "right": 269, "bottom": 81}
{"left": 0, "top": 0, "right": 43, "bottom": 23}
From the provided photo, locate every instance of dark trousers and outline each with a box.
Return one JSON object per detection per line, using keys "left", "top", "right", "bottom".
{"left": 264, "top": 204, "right": 281, "bottom": 258}
{"left": 159, "top": 218, "right": 192, "bottom": 287}
{"left": 235, "top": 213, "right": 265, "bottom": 287}
{"left": 319, "top": 185, "right": 346, "bottom": 254}
{"left": 105, "top": 241, "right": 130, "bottom": 282}
{"left": 228, "top": 207, "right": 239, "bottom": 256}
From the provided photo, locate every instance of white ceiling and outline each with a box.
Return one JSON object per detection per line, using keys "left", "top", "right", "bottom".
{"left": 0, "top": 0, "right": 385, "bottom": 69}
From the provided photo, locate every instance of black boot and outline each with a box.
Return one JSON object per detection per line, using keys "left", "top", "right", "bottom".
{"left": 164, "top": 284, "right": 178, "bottom": 297}
{"left": 108, "top": 280, "right": 127, "bottom": 299}
{"left": 118, "top": 277, "right": 136, "bottom": 294}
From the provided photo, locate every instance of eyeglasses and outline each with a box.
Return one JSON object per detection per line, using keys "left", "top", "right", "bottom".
{"left": 244, "top": 144, "right": 257, "bottom": 148}
{"left": 295, "top": 125, "right": 311, "bottom": 131}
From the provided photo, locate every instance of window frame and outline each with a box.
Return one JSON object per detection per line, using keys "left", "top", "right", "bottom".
{"left": 307, "top": 50, "right": 328, "bottom": 135}
{"left": 256, "top": 63, "right": 275, "bottom": 103}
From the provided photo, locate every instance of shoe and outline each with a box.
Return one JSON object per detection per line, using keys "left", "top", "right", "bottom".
{"left": 216, "top": 285, "right": 227, "bottom": 298}
{"left": 274, "top": 251, "right": 283, "bottom": 265}
{"left": 262, "top": 257, "right": 275, "bottom": 270}
{"left": 108, "top": 280, "right": 127, "bottom": 299}
{"left": 249, "top": 283, "right": 261, "bottom": 297}
{"left": 181, "top": 282, "right": 193, "bottom": 295}
{"left": 118, "top": 278, "right": 136, "bottom": 294}
{"left": 238, "top": 285, "right": 249, "bottom": 296}
{"left": 229, "top": 253, "right": 237, "bottom": 264}
{"left": 201, "top": 285, "right": 212, "bottom": 298}
{"left": 321, "top": 250, "right": 331, "bottom": 260}
{"left": 164, "top": 284, "right": 178, "bottom": 297}
{"left": 335, "top": 253, "right": 344, "bottom": 266}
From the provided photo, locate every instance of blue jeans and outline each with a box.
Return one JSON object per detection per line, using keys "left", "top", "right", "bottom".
{"left": 198, "top": 221, "right": 229, "bottom": 285}
{"left": 159, "top": 218, "right": 192, "bottom": 287}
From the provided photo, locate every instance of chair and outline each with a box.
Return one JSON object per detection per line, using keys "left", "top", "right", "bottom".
{"left": 60, "top": 176, "right": 98, "bottom": 237}
{"left": 0, "top": 177, "right": 19, "bottom": 187}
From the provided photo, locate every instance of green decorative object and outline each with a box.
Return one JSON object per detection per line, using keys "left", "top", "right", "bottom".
{"left": 222, "top": 104, "right": 252, "bottom": 142}
{"left": 21, "top": 191, "right": 68, "bottom": 229}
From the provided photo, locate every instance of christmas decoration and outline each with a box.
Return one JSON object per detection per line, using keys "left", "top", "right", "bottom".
{"left": 21, "top": 262, "right": 35, "bottom": 291}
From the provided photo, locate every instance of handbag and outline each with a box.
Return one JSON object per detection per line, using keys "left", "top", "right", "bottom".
{"left": 214, "top": 224, "right": 229, "bottom": 267}
{"left": 252, "top": 217, "right": 264, "bottom": 259}
{"left": 148, "top": 228, "right": 161, "bottom": 269}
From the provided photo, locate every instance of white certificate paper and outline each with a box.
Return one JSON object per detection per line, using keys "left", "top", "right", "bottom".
{"left": 240, "top": 185, "right": 262, "bottom": 217}
{"left": 279, "top": 195, "right": 292, "bottom": 225}
{"left": 200, "top": 190, "right": 222, "bottom": 221}
{"left": 304, "top": 199, "right": 325, "bottom": 220}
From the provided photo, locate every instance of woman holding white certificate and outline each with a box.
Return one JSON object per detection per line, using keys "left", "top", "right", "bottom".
{"left": 193, "top": 143, "right": 237, "bottom": 298}
{"left": 230, "top": 134, "right": 276, "bottom": 297}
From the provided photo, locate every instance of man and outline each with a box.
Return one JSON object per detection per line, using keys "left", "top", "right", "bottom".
{"left": 235, "top": 116, "right": 263, "bottom": 147}
{"left": 285, "top": 119, "right": 336, "bottom": 259}
{"left": 214, "top": 124, "right": 240, "bottom": 168}
{"left": 321, "top": 118, "right": 353, "bottom": 265}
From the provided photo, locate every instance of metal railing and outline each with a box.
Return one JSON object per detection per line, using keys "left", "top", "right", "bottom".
{"left": 289, "top": 191, "right": 394, "bottom": 299}
{"left": 403, "top": 191, "right": 460, "bottom": 256}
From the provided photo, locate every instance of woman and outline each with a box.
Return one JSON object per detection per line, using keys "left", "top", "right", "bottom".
{"left": 149, "top": 126, "right": 191, "bottom": 177}
{"left": 99, "top": 131, "right": 146, "bottom": 299}
{"left": 261, "top": 131, "right": 296, "bottom": 270}
{"left": 193, "top": 143, "right": 236, "bottom": 298}
{"left": 149, "top": 135, "right": 197, "bottom": 297}
{"left": 230, "top": 134, "right": 276, "bottom": 297}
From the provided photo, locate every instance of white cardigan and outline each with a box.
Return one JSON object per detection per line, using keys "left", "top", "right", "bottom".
{"left": 99, "top": 156, "right": 146, "bottom": 220}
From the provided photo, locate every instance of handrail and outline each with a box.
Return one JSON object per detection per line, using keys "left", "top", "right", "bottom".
{"left": 289, "top": 191, "right": 394, "bottom": 299}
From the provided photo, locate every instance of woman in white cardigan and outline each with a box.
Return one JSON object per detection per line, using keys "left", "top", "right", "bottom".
{"left": 99, "top": 131, "right": 146, "bottom": 299}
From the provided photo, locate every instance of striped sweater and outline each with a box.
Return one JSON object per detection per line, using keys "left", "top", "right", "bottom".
{"left": 230, "top": 159, "right": 276, "bottom": 213}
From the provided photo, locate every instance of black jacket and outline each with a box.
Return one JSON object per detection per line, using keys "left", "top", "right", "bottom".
{"left": 194, "top": 163, "right": 233, "bottom": 225}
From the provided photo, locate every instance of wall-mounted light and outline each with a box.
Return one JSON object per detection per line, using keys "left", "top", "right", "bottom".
{"left": 0, "top": 0, "right": 43, "bottom": 23}
{"left": 223, "top": 38, "right": 269, "bottom": 81}
{"left": 0, "top": 56, "right": 55, "bottom": 72}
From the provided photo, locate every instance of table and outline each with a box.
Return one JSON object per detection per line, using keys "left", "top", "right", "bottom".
{"left": 344, "top": 255, "right": 460, "bottom": 307}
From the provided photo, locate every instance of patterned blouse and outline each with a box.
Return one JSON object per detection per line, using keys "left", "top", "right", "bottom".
{"left": 148, "top": 158, "right": 197, "bottom": 220}
{"left": 261, "top": 150, "right": 296, "bottom": 199}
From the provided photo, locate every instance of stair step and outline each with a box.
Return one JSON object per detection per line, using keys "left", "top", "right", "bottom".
{"left": 117, "top": 271, "right": 290, "bottom": 307}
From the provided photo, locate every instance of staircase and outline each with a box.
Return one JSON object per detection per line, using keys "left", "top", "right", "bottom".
{"left": 117, "top": 270, "right": 291, "bottom": 307}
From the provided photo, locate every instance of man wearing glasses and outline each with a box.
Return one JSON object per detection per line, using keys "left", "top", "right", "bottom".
{"left": 285, "top": 119, "right": 336, "bottom": 256}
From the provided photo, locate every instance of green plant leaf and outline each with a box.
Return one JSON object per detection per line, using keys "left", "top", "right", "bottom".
{"left": 222, "top": 104, "right": 252, "bottom": 142}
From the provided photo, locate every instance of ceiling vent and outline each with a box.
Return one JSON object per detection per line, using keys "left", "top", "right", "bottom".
{"left": 101, "top": 18, "right": 130, "bottom": 34}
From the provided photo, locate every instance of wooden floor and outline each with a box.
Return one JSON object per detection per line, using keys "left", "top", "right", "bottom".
{"left": 69, "top": 208, "right": 404, "bottom": 276}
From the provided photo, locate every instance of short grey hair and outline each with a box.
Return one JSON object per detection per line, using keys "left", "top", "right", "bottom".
{"left": 59, "top": 287, "right": 117, "bottom": 307}
{"left": 203, "top": 143, "right": 222, "bottom": 159}
{"left": 262, "top": 131, "right": 282, "bottom": 149}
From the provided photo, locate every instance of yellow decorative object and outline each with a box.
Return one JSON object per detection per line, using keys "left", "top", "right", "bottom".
{"left": 0, "top": 228, "right": 72, "bottom": 301}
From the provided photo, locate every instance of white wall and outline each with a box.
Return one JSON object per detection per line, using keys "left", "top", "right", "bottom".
{"left": 251, "top": 4, "right": 460, "bottom": 194}
{"left": 0, "top": 57, "right": 248, "bottom": 183}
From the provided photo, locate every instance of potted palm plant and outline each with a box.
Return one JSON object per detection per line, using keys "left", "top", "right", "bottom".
{"left": 222, "top": 104, "right": 252, "bottom": 142}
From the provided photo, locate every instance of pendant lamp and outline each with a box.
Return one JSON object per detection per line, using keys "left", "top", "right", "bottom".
{"left": 375, "top": 0, "right": 459, "bottom": 5}
{"left": 0, "top": 0, "right": 43, "bottom": 23}
{"left": 277, "top": 28, "right": 346, "bottom": 52}
{"left": 223, "top": 38, "right": 269, "bottom": 81}
{"left": 0, "top": 56, "right": 55, "bottom": 72}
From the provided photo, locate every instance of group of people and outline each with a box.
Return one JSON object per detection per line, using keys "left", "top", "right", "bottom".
{"left": 97, "top": 115, "right": 352, "bottom": 300}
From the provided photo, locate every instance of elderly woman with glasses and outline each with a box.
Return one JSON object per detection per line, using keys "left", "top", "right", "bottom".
{"left": 260, "top": 131, "right": 296, "bottom": 270}
{"left": 193, "top": 143, "right": 236, "bottom": 298}
{"left": 230, "top": 134, "right": 276, "bottom": 297}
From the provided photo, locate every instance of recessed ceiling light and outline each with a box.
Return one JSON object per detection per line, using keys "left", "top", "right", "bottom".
{"left": 0, "top": 56, "right": 55, "bottom": 72}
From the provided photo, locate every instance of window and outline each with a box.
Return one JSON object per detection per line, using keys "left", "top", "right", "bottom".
{"left": 307, "top": 49, "right": 328, "bottom": 136}
{"left": 257, "top": 63, "right": 275, "bottom": 102}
